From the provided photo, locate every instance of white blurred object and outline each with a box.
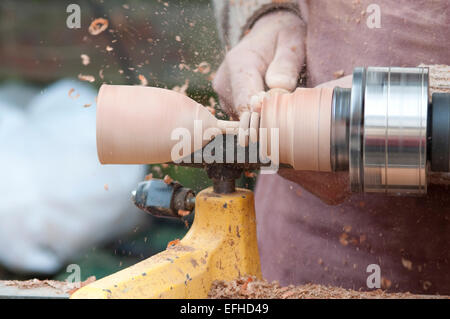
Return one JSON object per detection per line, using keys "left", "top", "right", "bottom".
{"left": 0, "top": 80, "right": 146, "bottom": 274}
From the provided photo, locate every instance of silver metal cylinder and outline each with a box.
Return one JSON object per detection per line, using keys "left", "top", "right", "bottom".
{"left": 356, "top": 67, "right": 429, "bottom": 194}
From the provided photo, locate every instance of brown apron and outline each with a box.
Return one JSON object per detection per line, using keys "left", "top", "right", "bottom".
{"left": 255, "top": 173, "right": 450, "bottom": 294}
{"left": 252, "top": 0, "right": 450, "bottom": 294}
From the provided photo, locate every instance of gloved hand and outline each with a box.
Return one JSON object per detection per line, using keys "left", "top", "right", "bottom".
{"left": 213, "top": 10, "right": 305, "bottom": 118}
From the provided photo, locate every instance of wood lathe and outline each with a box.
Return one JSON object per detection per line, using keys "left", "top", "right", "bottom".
{"left": 97, "top": 66, "right": 450, "bottom": 195}
{"left": 71, "top": 66, "right": 449, "bottom": 298}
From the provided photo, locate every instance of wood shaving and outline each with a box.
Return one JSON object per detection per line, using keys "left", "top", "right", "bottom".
{"left": 68, "top": 88, "right": 80, "bottom": 99}
{"left": 2, "top": 279, "right": 69, "bottom": 291}
{"left": 339, "top": 233, "right": 349, "bottom": 246}
{"left": 175, "top": 35, "right": 181, "bottom": 42}
{"left": 80, "top": 54, "right": 90, "bottom": 66}
{"left": 172, "top": 79, "right": 189, "bottom": 95}
{"left": 240, "top": 277, "right": 253, "bottom": 293}
{"left": 208, "top": 97, "right": 216, "bottom": 108}
{"left": 1, "top": 276, "right": 96, "bottom": 296}
{"left": 138, "top": 74, "right": 148, "bottom": 86}
{"left": 104, "top": 183, "right": 109, "bottom": 191}
{"left": 152, "top": 166, "right": 162, "bottom": 174}
{"left": 401, "top": 258, "right": 413, "bottom": 270}
{"left": 78, "top": 74, "right": 95, "bottom": 83}
{"left": 106, "top": 45, "right": 113, "bottom": 52}
{"left": 244, "top": 171, "right": 256, "bottom": 178}
{"left": 334, "top": 69, "right": 345, "bottom": 79}
{"left": 194, "top": 61, "right": 211, "bottom": 74}
{"left": 381, "top": 277, "right": 392, "bottom": 289}
{"left": 99, "top": 69, "right": 104, "bottom": 80}
{"left": 88, "top": 18, "right": 109, "bottom": 36}
{"left": 423, "top": 281, "right": 432, "bottom": 291}
{"left": 359, "top": 234, "right": 367, "bottom": 243}
{"left": 208, "top": 71, "right": 216, "bottom": 82}
{"left": 163, "top": 174, "right": 173, "bottom": 184}
{"left": 167, "top": 238, "right": 180, "bottom": 248}
{"left": 208, "top": 276, "right": 449, "bottom": 299}
{"left": 83, "top": 103, "right": 92, "bottom": 108}
{"left": 178, "top": 209, "right": 191, "bottom": 217}
{"left": 179, "top": 63, "right": 191, "bottom": 71}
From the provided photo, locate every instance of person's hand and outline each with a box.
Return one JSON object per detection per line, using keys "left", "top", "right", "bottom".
{"left": 213, "top": 10, "right": 305, "bottom": 119}
{"left": 278, "top": 75, "right": 354, "bottom": 205}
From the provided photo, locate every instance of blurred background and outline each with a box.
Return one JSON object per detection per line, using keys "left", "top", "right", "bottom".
{"left": 0, "top": 0, "right": 256, "bottom": 282}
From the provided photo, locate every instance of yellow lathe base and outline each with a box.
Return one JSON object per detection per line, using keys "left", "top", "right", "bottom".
{"left": 71, "top": 187, "right": 261, "bottom": 299}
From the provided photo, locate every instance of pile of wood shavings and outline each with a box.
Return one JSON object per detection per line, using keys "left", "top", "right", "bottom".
{"left": 1, "top": 279, "right": 73, "bottom": 293}
{"left": 208, "top": 276, "right": 448, "bottom": 299}
{"left": 1, "top": 276, "right": 95, "bottom": 295}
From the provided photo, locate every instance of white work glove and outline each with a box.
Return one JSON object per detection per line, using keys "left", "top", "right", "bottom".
{"left": 213, "top": 10, "right": 305, "bottom": 118}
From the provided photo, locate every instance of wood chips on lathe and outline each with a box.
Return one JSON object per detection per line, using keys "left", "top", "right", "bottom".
{"left": 208, "top": 276, "right": 449, "bottom": 299}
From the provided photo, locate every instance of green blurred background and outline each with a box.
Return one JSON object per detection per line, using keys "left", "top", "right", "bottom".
{"left": 0, "top": 0, "right": 256, "bottom": 282}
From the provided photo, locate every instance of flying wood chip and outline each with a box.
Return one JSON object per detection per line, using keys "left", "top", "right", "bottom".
{"left": 167, "top": 239, "right": 180, "bottom": 248}
{"left": 80, "top": 54, "right": 90, "bottom": 66}
{"left": 138, "top": 74, "right": 148, "bottom": 86}
{"left": 88, "top": 18, "right": 109, "bottom": 36}
{"left": 163, "top": 175, "right": 173, "bottom": 184}
{"left": 78, "top": 74, "right": 95, "bottom": 83}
